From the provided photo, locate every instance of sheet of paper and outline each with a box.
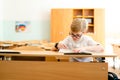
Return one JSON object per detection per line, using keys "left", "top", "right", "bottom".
{"left": 59, "top": 49, "right": 92, "bottom": 55}
{"left": 59, "top": 49, "right": 73, "bottom": 53}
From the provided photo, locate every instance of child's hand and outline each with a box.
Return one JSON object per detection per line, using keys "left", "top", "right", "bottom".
{"left": 73, "top": 48, "right": 85, "bottom": 53}
{"left": 57, "top": 43, "right": 68, "bottom": 49}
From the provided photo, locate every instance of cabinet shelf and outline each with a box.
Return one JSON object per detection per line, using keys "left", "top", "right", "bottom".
{"left": 87, "top": 26, "right": 94, "bottom": 33}
{"left": 83, "top": 9, "right": 94, "bottom": 16}
{"left": 73, "top": 9, "right": 83, "bottom": 17}
{"left": 88, "top": 24, "right": 94, "bottom": 26}
{"left": 73, "top": 9, "right": 94, "bottom": 33}
{"left": 83, "top": 16, "right": 94, "bottom": 18}
{"left": 73, "top": 16, "right": 83, "bottom": 18}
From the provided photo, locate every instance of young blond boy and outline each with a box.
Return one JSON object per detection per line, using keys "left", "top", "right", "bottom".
{"left": 57, "top": 18, "right": 104, "bottom": 62}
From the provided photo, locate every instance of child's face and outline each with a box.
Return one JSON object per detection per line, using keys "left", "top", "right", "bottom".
{"left": 69, "top": 31, "right": 82, "bottom": 41}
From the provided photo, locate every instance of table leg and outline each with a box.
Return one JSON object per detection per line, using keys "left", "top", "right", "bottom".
{"left": 118, "top": 57, "right": 120, "bottom": 70}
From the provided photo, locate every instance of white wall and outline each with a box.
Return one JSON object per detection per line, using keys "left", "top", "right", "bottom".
{"left": 105, "top": 1, "right": 120, "bottom": 52}
{"left": 3, "top": 0, "right": 106, "bottom": 20}
{"left": 1, "top": 0, "right": 120, "bottom": 52}
{"left": 2, "top": 0, "right": 106, "bottom": 41}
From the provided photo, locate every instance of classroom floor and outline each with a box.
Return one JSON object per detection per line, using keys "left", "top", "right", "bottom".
{"left": 107, "top": 57, "right": 120, "bottom": 78}
{"left": 108, "top": 67, "right": 120, "bottom": 78}
{"left": 105, "top": 45, "right": 120, "bottom": 78}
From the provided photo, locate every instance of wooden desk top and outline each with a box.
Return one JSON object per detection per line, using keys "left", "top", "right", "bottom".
{"left": 0, "top": 50, "right": 117, "bottom": 58}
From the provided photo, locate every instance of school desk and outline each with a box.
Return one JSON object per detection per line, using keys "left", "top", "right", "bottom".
{"left": 0, "top": 50, "right": 117, "bottom": 80}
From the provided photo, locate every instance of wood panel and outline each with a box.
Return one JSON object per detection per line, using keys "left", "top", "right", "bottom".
{"left": 94, "top": 9, "right": 105, "bottom": 46}
{"left": 0, "top": 61, "right": 108, "bottom": 80}
{"left": 51, "top": 9, "right": 73, "bottom": 42}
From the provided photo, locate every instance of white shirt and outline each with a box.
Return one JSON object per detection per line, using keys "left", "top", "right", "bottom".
{"left": 59, "top": 34, "right": 99, "bottom": 50}
{"left": 59, "top": 34, "right": 100, "bottom": 62}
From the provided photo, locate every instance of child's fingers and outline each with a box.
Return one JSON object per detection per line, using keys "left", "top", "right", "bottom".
{"left": 58, "top": 43, "right": 68, "bottom": 49}
{"left": 61, "top": 44, "right": 68, "bottom": 49}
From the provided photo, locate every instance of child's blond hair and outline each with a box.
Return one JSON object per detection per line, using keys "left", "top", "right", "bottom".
{"left": 70, "top": 18, "right": 88, "bottom": 33}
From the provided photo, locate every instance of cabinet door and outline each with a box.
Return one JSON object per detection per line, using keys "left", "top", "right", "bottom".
{"left": 94, "top": 9, "right": 105, "bottom": 46}
{"left": 51, "top": 9, "right": 73, "bottom": 42}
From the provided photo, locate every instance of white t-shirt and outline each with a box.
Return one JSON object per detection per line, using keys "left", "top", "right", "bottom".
{"left": 59, "top": 34, "right": 100, "bottom": 62}
{"left": 59, "top": 34, "right": 99, "bottom": 50}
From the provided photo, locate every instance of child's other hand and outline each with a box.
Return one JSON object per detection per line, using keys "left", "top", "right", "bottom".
{"left": 73, "top": 48, "right": 85, "bottom": 53}
{"left": 57, "top": 43, "right": 68, "bottom": 49}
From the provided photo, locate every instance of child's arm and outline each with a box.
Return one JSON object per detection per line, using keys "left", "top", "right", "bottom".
{"left": 73, "top": 45, "right": 104, "bottom": 53}
{"left": 57, "top": 43, "right": 68, "bottom": 49}
{"left": 51, "top": 43, "right": 59, "bottom": 51}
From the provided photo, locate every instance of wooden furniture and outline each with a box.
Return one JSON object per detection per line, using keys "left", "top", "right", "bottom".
{"left": 0, "top": 61, "right": 107, "bottom": 80}
{"left": 0, "top": 43, "right": 14, "bottom": 49}
{"left": 0, "top": 50, "right": 117, "bottom": 66}
{"left": 0, "top": 50, "right": 117, "bottom": 60}
{"left": 12, "top": 46, "right": 57, "bottom": 61}
{"left": 0, "top": 51, "right": 117, "bottom": 80}
{"left": 51, "top": 9, "right": 72, "bottom": 42}
{"left": 12, "top": 46, "right": 45, "bottom": 51}
{"left": 112, "top": 43, "right": 120, "bottom": 57}
{"left": 10, "top": 46, "right": 46, "bottom": 61}
{"left": 51, "top": 8, "right": 105, "bottom": 46}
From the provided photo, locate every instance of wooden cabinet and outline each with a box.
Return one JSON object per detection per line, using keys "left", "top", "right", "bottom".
{"left": 51, "top": 8, "right": 105, "bottom": 46}
{"left": 73, "top": 9, "right": 94, "bottom": 33}
{"left": 51, "top": 9, "right": 73, "bottom": 42}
